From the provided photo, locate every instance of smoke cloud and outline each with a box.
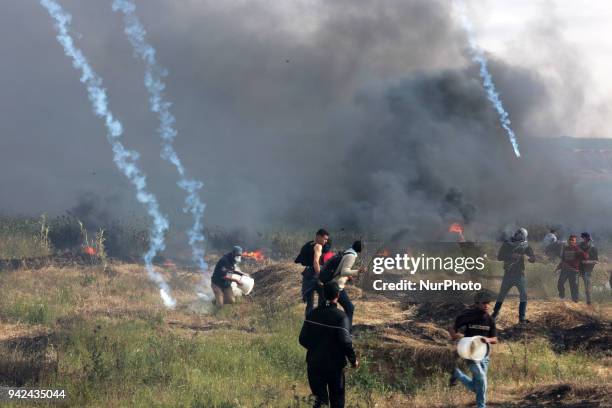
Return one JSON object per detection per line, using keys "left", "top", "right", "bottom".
{"left": 3, "top": 0, "right": 611, "bottom": 246}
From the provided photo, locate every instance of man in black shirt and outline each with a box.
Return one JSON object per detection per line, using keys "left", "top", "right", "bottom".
{"left": 297, "top": 229, "right": 329, "bottom": 317}
{"left": 579, "top": 232, "right": 598, "bottom": 305}
{"left": 211, "top": 246, "right": 243, "bottom": 307}
{"left": 492, "top": 228, "right": 536, "bottom": 323}
{"left": 299, "top": 282, "right": 358, "bottom": 408}
{"left": 449, "top": 291, "right": 498, "bottom": 408}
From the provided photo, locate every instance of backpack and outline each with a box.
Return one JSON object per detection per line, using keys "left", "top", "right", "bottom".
{"left": 319, "top": 251, "right": 347, "bottom": 283}
{"left": 295, "top": 241, "right": 315, "bottom": 266}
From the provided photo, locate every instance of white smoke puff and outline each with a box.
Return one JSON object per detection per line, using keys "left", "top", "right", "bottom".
{"left": 113, "top": 0, "right": 210, "bottom": 292}
{"left": 160, "top": 288, "right": 177, "bottom": 309}
{"left": 40, "top": 0, "right": 176, "bottom": 308}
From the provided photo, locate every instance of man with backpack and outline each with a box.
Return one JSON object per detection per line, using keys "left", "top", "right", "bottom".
{"left": 296, "top": 229, "right": 330, "bottom": 317}
{"left": 318, "top": 241, "right": 365, "bottom": 331}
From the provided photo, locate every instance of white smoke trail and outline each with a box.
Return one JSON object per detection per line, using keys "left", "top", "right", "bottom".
{"left": 39, "top": 0, "right": 176, "bottom": 308}
{"left": 455, "top": 1, "right": 521, "bottom": 158}
{"left": 112, "top": 0, "right": 212, "bottom": 300}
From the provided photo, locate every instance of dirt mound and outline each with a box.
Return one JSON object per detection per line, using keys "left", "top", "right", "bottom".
{"left": 411, "top": 301, "right": 468, "bottom": 325}
{"left": 0, "top": 325, "right": 57, "bottom": 386}
{"left": 487, "top": 383, "right": 612, "bottom": 408}
{"left": 354, "top": 307, "right": 456, "bottom": 376}
{"left": 499, "top": 302, "right": 612, "bottom": 355}
{"left": 250, "top": 262, "right": 303, "bottom": 301}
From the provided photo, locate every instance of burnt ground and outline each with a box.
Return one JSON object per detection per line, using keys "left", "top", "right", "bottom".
{"left": 0, "top": 324, "right": 57, "bottom": 386}
{"left": 487, "top": 384, "right": 611, "bottom": 408}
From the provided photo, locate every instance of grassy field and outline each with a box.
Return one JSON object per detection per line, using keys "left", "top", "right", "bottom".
{"left": 0, "top": 218, "right": 610, "bottom": 407}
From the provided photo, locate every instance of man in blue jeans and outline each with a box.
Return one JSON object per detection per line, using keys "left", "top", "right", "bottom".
{"left": 449, "top": 291, "right": 498, "bottom": 408}
{"left": 492, "top": 228, "right": 536, "bottom": 323}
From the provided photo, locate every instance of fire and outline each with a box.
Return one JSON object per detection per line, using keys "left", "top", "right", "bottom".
{"left": 242, "top": 250, "right": 265, "bottom": 262}
{"left": 378, "top": 248, "right": 390, "bottom": 257}
{"left": 448, "top": 223, "right": 465, "bottom": 242}
{"left": 163, "top": 260, "right": 176, "bottom": 268}
{"left": 83, "top": 246, "right": 96, "bottom": 256}
{"left": 448, "top": 223, "right": 463, "bottom": 234}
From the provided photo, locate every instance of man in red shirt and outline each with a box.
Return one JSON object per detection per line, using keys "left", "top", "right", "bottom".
{"left": 556, "top": 235, "right": 588, "bottom": 302}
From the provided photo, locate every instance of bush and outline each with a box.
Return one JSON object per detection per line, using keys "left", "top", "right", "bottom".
{"left": 48, "top": 215, "right": 82, "bottom": 250}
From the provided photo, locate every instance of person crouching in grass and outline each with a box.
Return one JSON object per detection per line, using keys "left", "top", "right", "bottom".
{"left": 449, "top": 291, "right": 498, "bottom": 408}
{"left": 299, "top": 282, "right": 358, "bottom": 408}
{"left": 211, "top": 245, "right": 243, "bottom": 307}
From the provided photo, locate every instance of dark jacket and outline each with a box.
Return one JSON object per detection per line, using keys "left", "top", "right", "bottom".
{"left": 497, "top": 241, "right": 535, "bottom": 277}
{"left": 299, "top": 303, "right": 356, "bottom": 370}
{"left": 579, "top": 242, "right": 598, "bottom": 273}
{"left": 212, "top": 252, "right": 236, "bottom": 288}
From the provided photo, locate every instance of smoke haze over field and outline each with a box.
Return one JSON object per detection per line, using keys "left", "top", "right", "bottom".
{"left": 2, "top": 0, "right": 612, "bottom": 240}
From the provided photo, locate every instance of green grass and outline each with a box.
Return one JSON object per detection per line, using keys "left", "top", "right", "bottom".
{"left": 0, "top": 216, "right": 51, "bottom": 259}
{"left": 23, "top": 312, "right": 305, "bottom": 407}
{"left": 492, "top": 338, "right": 606, "bottom": 385}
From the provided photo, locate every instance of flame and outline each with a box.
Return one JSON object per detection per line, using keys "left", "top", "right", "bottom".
{"left": 242, "top": 250, "right": 265, "bottom": 262}
{"left": 163, "top": 260, "right": 176, "bottom": 268}
{"left": 84, "top": 246, "right": 96, "bottom": 256}
{"left": 448, "top": 223, "right": 465, "bottom": 242}
{"left": 378, "top": 248, "right": 390, "bottom": 257}
{"left": 448, "top": 223, "right": 464, "bottom": 234}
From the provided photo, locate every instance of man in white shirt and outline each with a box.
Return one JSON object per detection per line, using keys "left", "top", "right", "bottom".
{"left": 331, "top": 240, "right": 365, "bottom": 331}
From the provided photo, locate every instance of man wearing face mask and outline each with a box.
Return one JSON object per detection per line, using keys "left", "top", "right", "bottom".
{"left": 211, "top": 245, "right": 244, "bottom": 307}
{"left": 492, "top": 228, "right": 535, "bottom": 323}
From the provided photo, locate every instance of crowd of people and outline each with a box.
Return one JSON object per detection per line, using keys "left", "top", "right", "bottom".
{"left": 210, "top": 227, "right": 605, "bottom": 408}
{"left": 494, "top": 228, "right": 599, "bottom": 325}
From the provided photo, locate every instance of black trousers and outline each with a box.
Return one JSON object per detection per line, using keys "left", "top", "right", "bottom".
{"left": 558, "top": 269, "right": 579, "bottom": 302}
{"left": 305, "top": 285, "right": 323, "bottom": 317}
{"left": 307, "top": 364, "right": 345, "bottom": 408}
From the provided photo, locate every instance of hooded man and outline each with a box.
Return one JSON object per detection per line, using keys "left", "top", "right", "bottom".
{"left": 579, "top": 232, "right": 598, "bottom": 305}
{"left": 211, "top": 246, "right": 243, "bottom": 307}
{"left": 492, "top": 228, "right": 535, "bottom": 323}
{"left": 556, "top": 235, "right": 589, "bottom": 302}
{"left": 542, "top": 228, "right": 559, "bottom": 260}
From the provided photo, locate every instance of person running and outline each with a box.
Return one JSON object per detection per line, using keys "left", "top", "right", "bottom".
{"left": 492, "top": 228, "right": 536, "bottom": 323}
{"left": 579, "top": 232, "right": 598, "bottom": 305}
{"left": 449, "top": 291, "right": 498, "bottom": 408}
{"left": 296, "top": 229, "right": 329, "bottom": 317}
{"left": 299, "top": 282, "right": 358, "bottom": 408}
{"left": 556, "top": 234, "right": 588, "bottom": 302}
{"left": 329, "top": 240, "right": 365, "bottom": 331}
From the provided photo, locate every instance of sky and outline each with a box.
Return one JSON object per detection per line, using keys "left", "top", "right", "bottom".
{"left": 472, "top": 0, "right": 612, "bottom": 137}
